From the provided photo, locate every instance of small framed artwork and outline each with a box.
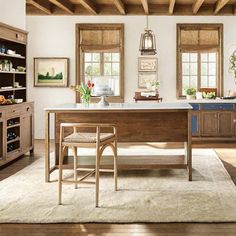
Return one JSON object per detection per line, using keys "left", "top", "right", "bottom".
{"left": 34, "top": 57, "right": 69, "bottom": 87}
{"left": 138, "top": 57, "right": 158, "bottom": 72}
{"left": 138, "top": 72, "right": 157, "bottom": 88}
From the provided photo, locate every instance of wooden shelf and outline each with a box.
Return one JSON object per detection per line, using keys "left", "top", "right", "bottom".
{"left": 7, "top": 123, "right": 20, "bottom": 129}
{"left": 0, "top": 52, "right": 25, "bottom": 59}
{"left": 7, "top": 137, "right": 20, "bottom": 144}
{"left": 0, "top": 71, "right": 26, "bottom": 74}
{"left": 0, "top": 87, "right": 26, "bottom": 92}
{"left": 7, "top": 148, "right": 20, "bottom": 155}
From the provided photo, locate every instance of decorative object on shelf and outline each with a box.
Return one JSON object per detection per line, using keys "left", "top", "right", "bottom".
{"left": 16, "top": 66, "right": 26, "bottom": 72}
{"left": 0, "top": 59, "right": 13, "bottom": 71}
{"left": 185, "top": 87, "right": 196, "bottom": 100}
{"left": 34, "top": 57, "right": 69, "bottom": 87}
{"left": 133, "top": 91, "right": 162, "bottom": 102}
{"left": 71, "top": 80, "right": 94, "bottom": 105}
{"left": 229, "top": 50, "right": 236, "bottom": 83}
{"left": 139, "top": 15, "right": 157, "bottom": 56}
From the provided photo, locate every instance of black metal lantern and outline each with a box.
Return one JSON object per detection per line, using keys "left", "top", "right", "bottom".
{"left": 139, "top": 16, "right": 157, "bottom": 55}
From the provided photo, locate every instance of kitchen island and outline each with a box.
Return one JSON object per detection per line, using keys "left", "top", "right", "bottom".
{"left": 45, "top": 103, "right": 192, "bottom": 182}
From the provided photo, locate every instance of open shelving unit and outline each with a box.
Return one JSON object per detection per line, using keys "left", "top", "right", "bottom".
{"left": 0, "top": 22, "right": 34, "bottom": 167}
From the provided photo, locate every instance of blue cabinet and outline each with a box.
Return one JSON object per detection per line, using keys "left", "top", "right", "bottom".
{"left": 189, "top": 103, "right": 236, "bottom": 138}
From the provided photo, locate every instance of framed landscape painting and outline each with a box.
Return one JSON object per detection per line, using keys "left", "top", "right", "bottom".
{"left": 34, "top": 57, "right": 69, "bottom": 87}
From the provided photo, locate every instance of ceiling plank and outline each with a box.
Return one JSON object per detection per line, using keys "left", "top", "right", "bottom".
{"left": 80, "top": 0, "right": 97, "bottom": 15}
{"left": 49, "top": 0, "right": 74, "bottom": 14}
{"left": 141, "top": 0, "right": 149, "bottom": 14}
{"left": 112, "top": 0, "right": 126, "bottom": 15}
{"left": 192, "top": 0, "right": 204, "bottom": 14}
{"left": 27, "top": 0, "right": 51, "bottom": 15}
{"left": 214, "top": 0, "right": 230, "bottom": 14}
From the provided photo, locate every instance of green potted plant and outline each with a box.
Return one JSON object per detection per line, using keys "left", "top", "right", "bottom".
{"left": 185, "top": 87, "right": 196, "bottom": 100}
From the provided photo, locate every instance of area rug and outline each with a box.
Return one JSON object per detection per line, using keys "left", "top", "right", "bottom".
{"left": 0, "top": 148, "right": 236, "bottom": 223}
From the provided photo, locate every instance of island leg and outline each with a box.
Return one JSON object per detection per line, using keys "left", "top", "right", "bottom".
{"left": 45, "top": 111, "right": 50, "bottom": 182}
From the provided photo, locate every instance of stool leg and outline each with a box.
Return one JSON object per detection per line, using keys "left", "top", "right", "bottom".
{"left": 72, "top": 147, "right": 78, "bottom": 189}
{"left": 114, "top": 140, "right": 118, "bottom": 191}
{"left": 58, "top": 146, "right": 64, "bottom": 205}
{"left": 95, "top": 147, "right": 100, "bottom": 207}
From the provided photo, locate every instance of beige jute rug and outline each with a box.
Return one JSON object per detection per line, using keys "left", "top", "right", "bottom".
{"left": 0, "top": 148, "right": 236, "bottom": 223}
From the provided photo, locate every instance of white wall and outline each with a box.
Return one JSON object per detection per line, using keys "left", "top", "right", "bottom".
{"left": 26, "top": 15, "right": 236, "bottom": 139}
{"left": 0, "top": 0, "right": 26, "bottom": 29}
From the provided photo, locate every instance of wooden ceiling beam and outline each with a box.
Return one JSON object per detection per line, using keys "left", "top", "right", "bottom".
{"left": 141, "top": 0, "right": 149, "bottom": 14}
{"left": 80, "top": 0, "right": 97, "bottom": 15}
{"left": 26, "top": 0, "right": 52, "bottom": 15}
{"left": 169, "top": 0, "right": 176, "bottom": 14}
{"left": 192, "top": 0, "right": 204, "bottom": 14}
{"left": 112, "top": 0, "right": 126, "bottom": 15}
{"left": 214, "top": 0, "right": 230, "bottom": 14}
{"left": 49, "top": 0, "right": 74, "bottom": 14}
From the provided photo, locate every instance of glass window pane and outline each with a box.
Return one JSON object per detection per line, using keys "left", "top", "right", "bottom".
{"left": 104, "top": 63, "right": 112, "bottom": 75}
{"left": 209, "top": 63, "right": 216, "bottom": 75}
{"left": 201, "top": 53, "right": 208, "bottom": 62}
{"left": 209, "top": 76, "right": 216, "bottom": 87}
{"left": 190, "top": 53, "right": 197, "bottom": 62}
{"left": 92, "top": 63, "right": 100, "bottom": 75}
{"left": 112, "top": 53, "right": 120, "bottom": 62}
{"left": 190, "top": 63, "right": 197, "bottom": 75}
{"left": 209, "top": 53, "right": 216, "bottom": 62}
{"left": 85, "top": 63, "right": 92, "bottom": 76}
{"left": 201, "top": 76, "right": 208, "bottom": 87}
{"left": 84, "top": 53, "right": 92, "bottom": 62}
{"left": 92, "top": 53, "right": 100, "bottom": 62}
{"left": 104, "top": 53, "right": 112, "bottom": 62}
{"left": 182, "top": 76, "right": 190, "bottom": 90}
{"left": 112, "top": 63, "right": 119, "bottom": 76}
{"left": 190, "top": 76, "right": 197, "bottom": 88}
{"left": 201, "top": 63, "right": 208, "bottom": 75}
{"left": 182, "top": 63, "right": 190, "bottom": 75}
{"left": 182, "top": 53, "right": 189, "bottom": 62}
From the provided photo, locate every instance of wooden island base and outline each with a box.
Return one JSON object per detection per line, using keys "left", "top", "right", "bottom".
{"left": 45, "top": 103, "right": 192, "bottom": 182}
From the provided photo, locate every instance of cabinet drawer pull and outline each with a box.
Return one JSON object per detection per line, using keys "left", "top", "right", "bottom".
{"left": 27, "top": 107, "right": 30, "bottom": 112}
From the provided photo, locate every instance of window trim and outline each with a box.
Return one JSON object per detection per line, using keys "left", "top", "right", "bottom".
{"left": 76, "top": 23, "right": 124, "bottom": 103}
{"left": 176, "top": 23, "right": 223, "bottom": 99}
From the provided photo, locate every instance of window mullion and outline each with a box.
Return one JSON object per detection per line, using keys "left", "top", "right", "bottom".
{"left": 101, "top": 52, "right": 104, "bottom": 76}
{"left": 197, "top": 51, "right": 201, "bottom": 91}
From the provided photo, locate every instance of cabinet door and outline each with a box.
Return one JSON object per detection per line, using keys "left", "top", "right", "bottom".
{"left": 218, "top": 112, "right": 234, "bottom": 136}
{"left": 201, "top": 111, "right": 218, "bottom": 136}
{"left": 20, "top": 115, "right": 33, "bottom": 152}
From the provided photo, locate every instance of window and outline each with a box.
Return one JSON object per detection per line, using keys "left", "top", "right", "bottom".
{"left": 76, "top": 24, "right": 124, "bottom": 103}
{"left": 83, "top": 52, "right": 120, "bottom": 96}
{"left": 177, "top": 24, "right": 223, "bottom": 98}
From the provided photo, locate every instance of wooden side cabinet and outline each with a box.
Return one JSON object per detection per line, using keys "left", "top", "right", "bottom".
{"left": 0, "top": 102, "right": 34, "bottom": 166}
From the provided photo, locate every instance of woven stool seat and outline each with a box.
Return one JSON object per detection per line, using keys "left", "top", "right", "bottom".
{"left": 63, "top": 132, "right": 115, "bottom": 144}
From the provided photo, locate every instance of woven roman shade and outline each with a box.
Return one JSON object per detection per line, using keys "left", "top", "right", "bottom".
{"left": 79, "top": 24, "right": 123, "bottom": 52}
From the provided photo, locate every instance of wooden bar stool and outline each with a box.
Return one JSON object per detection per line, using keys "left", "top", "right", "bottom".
{"left": 58, "top": 123, "right": 118, "bottom": 207}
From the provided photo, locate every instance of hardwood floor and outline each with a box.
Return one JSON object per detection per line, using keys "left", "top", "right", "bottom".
{"left": 0, "top": 140, "right": 236, "bottom": 236}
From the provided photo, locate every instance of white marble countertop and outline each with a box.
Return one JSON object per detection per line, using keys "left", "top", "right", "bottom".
{"left": 45, "top": 102, "right": 193, "bottom": 111}
{"left": 175, "top": 98, "right": 236, "bottom": 103}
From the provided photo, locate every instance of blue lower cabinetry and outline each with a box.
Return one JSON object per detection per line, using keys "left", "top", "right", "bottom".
{"left": 191, "top": 114, "right": 199, "bottom": 135}
{"left": 189, "top": 102, "right": 236, "bottom": 138}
